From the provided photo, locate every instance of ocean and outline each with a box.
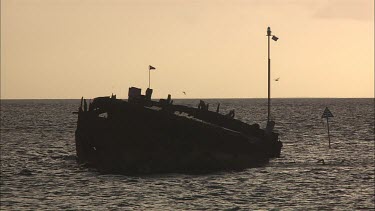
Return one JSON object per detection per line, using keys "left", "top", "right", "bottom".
{"left": 1, "top": 98, "right": 374, "bottom": 210}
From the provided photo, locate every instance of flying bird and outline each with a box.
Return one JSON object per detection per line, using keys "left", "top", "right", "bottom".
{"left": 182, "top": 91, "right": 187, "bottom": 95}
{"left": 274, "top": 77, "right": 280, "bottom": 81}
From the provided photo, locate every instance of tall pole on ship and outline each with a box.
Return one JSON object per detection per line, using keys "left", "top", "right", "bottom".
{"left": 148, "top": 65, "right": 156, "bottom": 88}
{"left": 267, "top": 27, "right": 278, "bottom": 122}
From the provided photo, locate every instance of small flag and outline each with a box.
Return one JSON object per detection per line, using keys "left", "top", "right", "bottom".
{"left": 272, "top": 36, "right": 279, "bottom": 41}
{"left": 149, "top": 65, "right": 156, "bottom": 70}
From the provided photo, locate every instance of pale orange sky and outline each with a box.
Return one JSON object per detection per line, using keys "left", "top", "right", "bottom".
{"left": 1, "top": 0, "right": 374, "bottom": 99}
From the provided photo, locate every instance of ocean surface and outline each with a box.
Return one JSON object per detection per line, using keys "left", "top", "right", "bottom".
{"left": 1, "top": 98, "right": 374, "bottom": 210}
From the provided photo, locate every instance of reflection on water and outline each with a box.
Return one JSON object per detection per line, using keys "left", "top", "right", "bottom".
{"left": 1, "top": 99, "right": 374, "bottom": 210}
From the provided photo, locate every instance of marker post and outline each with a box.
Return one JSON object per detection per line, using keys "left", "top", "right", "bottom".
{"left": 322, "top": 107, "right": 334, "bottom": 148}
{"left": 266, "top": 27, "right": 279, "bottom": 123}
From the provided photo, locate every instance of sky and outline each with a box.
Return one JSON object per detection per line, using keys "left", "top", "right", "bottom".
{"left": 1, "top": 0, "right": 374, "bottom": 99}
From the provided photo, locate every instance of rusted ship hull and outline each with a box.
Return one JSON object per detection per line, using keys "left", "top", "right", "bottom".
{"left": 75, "top": 97, "right": 282, "bottom": 175}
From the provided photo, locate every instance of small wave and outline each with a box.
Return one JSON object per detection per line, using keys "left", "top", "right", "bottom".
{"left": 63, "top": 155, "right": 77, "bottom": 161}
{"left": 18, "top": 168, "right": 33, "bottom": 176}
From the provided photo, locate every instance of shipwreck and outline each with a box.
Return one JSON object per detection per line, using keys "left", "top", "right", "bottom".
{"left": 74, "top": 87, "right": 282, "bottom": 175}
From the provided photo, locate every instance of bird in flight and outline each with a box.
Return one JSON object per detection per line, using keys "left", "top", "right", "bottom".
{"left": 182, "top": 91, "right": 186, "bottom": 95}
{"left": 274, "top": 77, "right": 280, "bottom": 81}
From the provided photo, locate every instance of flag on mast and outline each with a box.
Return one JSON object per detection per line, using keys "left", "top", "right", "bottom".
{"left": 149, "top": 65, "right": 156, "bottom": 70}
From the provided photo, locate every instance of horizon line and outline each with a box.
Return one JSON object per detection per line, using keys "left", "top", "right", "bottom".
{"left": 1, "top": 97, "right": 374, "bottom": 100}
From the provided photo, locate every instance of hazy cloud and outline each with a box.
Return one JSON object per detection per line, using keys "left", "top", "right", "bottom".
{"left": 246, "top": 0, "right": 373, "bottom": 21}
{"left": 313, "top": 0, "right": 374, "bottom": 21}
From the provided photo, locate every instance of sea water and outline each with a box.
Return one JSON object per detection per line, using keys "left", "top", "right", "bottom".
{"left": 1, "top": 98, "right": 374, "bottom": 210}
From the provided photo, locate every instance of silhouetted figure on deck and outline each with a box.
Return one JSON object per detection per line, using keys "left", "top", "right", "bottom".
{"left": 88, "top": 100, "right": 93, "bottom": 111}
{"left": 198, "top": 100, "right": 209, "bottom": 111}
{"left": 167, "top": 94, "right": 171, "bottom": 104}
{"left": 159, "top": 94, "right": 173, "bottom": 106}
{"left": 198, "top": 100, "right": 205, "bottom": 110}
{"left": 84, "top": 99, "right": 87, "bottom": 112}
